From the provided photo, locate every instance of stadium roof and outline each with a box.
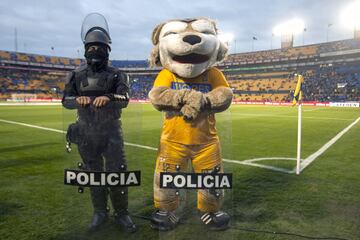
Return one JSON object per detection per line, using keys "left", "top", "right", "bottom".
{"left": 0, "top": 0, "right": 356, "bottom": 59}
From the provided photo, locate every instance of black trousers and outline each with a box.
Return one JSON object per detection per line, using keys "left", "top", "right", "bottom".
{"left": 77, "top": 120, "right": 128, "bottom": 214}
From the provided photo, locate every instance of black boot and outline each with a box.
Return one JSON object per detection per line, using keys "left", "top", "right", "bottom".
{"left": 110, "top": 187, "right": 136, "bottom": 233}
{"left": 88, "top": 187, "right": 108, "bottom": 231}
{"left": 89, "top": 211, "right": 108, "bottom": 231}
{"left": 114, "top": 211, "right": 137, "bottom": 233}
{"left": 199, "top": 211, "right": 230, "bottom": 231}
{"left": 150, "top": 210, "right": 179, "bottom": 231}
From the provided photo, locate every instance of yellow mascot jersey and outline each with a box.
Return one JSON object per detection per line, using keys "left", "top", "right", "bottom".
{"left": 153, "top": 67, "right": 230, "bottom": 145}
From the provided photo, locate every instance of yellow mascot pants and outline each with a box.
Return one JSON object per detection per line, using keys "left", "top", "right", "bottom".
{"left": 154, "top": 139, "right": 224, "bottom": 213}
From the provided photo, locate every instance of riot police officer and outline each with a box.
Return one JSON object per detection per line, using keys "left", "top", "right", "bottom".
{"left": 62, "top": 13, "right": 136, "bottom": 233}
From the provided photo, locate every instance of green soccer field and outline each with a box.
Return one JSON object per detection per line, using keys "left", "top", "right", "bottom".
{"left": 0, "top": 104, "right": 359, "bottom": 240}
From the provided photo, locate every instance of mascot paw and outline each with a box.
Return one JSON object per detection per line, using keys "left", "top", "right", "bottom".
{"left": 181, "top": 104, "right": 199, "bottom": 121}
{"left": 181, "top": 90, "right": 206, "bottom": 121}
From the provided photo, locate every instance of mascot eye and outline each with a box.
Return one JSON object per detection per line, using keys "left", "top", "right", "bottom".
{"left": 201, "top": 30, "right": 215, "bottom": 35}
{"left": 164, "top": 31, "right": 177, "bottom": 37}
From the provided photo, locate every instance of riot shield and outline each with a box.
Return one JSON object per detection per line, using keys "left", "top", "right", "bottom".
{"left": 61, "top": 73, "right": 145, "bottom": 238}
{"left": 152, "top": 98, "right": 234, "bottom": 240}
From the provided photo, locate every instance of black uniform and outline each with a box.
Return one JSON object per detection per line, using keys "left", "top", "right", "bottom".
{"left": 62, "top": 64, "right": 130, "bottom": 215}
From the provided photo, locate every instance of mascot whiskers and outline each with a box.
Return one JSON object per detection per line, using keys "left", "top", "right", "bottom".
{"left": 148, "top": 17, "right": 233, "bottom": 231}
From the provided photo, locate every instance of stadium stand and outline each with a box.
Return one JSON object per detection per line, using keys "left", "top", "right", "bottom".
{"left": 0, "top": 38, "right": 359, "bottom": 102}
{"left": 0, "top": 50, "right": 84, "bottom": 67}
{"left": 302, "top": 64, "right": 360, "bottom": 102}
{"left": 0, "top": 67, "right": 67, "bottom": 100}
{"left": 129, "top": 74, "right": 154, "bottom": 100}
{"left": 222, "top": 39, "right": 360, "bottom": 102}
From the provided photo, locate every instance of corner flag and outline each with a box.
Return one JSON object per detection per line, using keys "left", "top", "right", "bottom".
{"left": 292, "top": 74, "right": 304, "bottom": 106}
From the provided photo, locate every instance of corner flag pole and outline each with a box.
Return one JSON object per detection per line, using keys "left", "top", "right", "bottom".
{"left": 292, "top": 74, "right": 304, "bottom": 175}
{"left": 296, "top": 101, "right": 302, "bottom": 175}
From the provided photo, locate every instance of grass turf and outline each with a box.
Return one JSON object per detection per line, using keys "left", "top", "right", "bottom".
{"left": 0, "top": 104, "right": 359, "bottom": 240}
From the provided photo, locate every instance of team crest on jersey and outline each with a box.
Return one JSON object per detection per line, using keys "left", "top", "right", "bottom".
{"left": 171, "top": 82, "right": 212, "bottom": 93}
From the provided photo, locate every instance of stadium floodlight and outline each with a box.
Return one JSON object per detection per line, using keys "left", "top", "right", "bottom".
{"left": 273, "top": 18, "right": 305, "bottom": 37}
{"left": 340, "top": 1, "right": 360, "bottom": 29}
{"left": 218, "top": 32, "right": 234, "bottom": 45}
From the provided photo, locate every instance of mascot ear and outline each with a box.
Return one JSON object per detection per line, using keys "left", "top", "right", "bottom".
{"left": 210, "top": 19, "right": 228, "bottom": 62}
{"left": 149, "top": 22, "right": 166, "bottom": 67}
{"left": 151, "top": 22, "right": 165, "bottom": 45}
{"left": 217, "top": 41, "right": 228, "bottom": 62}
{"left": 149, "top": 44, "right": 161, "bottom": 67}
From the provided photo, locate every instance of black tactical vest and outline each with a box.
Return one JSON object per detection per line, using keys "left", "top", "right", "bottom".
{"left": 72, "top": 65, "right": 123, "bottom": 124}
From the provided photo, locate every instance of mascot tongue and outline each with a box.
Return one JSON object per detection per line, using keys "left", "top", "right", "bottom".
{"left": 173, "top": 53, "right": 209, "bottom": 64}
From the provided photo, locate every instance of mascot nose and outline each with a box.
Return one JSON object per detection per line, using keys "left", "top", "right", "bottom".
{"left": 183, "top": 35, "right": 201, "bottom": 45}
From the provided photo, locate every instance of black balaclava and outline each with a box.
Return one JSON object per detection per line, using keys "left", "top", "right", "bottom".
{"left": 84, "top": 43, "right": 109, "bottom": 71}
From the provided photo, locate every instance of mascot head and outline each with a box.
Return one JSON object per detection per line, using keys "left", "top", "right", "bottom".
{"left": 149, "top": 17, "right": 228, "bottom": 78}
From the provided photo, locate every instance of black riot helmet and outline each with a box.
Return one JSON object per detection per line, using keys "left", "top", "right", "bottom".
{"left": 81, "top": 13, "right": 112, "bottom": 50}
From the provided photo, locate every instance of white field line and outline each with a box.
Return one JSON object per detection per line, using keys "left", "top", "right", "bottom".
{"left": 0, "top": 118, "right": 291, "bottom": 173}
{"left": 1, "top": 117, "right": 359, "bottom": 174}
{"left": 222, "top": 158, "right": 295, "bottom": 174}
{"left": 298, "top": 116, "right": 360, "bottom": 172}
{"left": 304, "top": 108, "right": 321, "bottom": 112}
{"left": 231, "top": 113, "right": 354, "bottom": 121}
{"left": 124, "top": 142, "right": 158, "bottom": 151}
{"left": 0, "top": 119, "right": 156, "bottom": 151}
{"left": 0, "top": 102, "right": 61, "bottom": 106}
{"left": 0, "top": 119, "right": 65, "bottom": 133}
{"left": 243, "top": 157, "right": 297, "bottom": 163}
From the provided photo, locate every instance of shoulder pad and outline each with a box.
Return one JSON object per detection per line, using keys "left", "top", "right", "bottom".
{"left": 109, "top": 68, "right": 125, "bottom": 78}
{"left": 117, "top": 71, "right": 128, "bottom": 82}
{"left": 106, "top": 65, "right": 118, "bottom": 73}
{"left": 74, "top": 64, "right": 88, "bottom": 73}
